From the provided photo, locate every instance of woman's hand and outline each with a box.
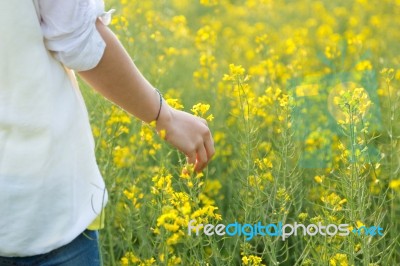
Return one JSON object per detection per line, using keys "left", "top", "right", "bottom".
{"left": 156, "top": 103, "right": 215, "bottom": 172}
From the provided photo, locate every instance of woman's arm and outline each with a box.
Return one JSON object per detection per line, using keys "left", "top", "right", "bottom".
{"left": 78, "top": 20, "right": 215, "bottom": 172}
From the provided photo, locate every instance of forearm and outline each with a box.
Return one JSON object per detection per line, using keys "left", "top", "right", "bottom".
{"left": 78, "top": 20, "right": 214, "bottom": 172}
{"left": 78, "top": 19, "right": 164, "bottom": 123}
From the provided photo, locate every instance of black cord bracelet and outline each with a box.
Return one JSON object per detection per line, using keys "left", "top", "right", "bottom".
{"left": 155, "top": 89, "right": 163, "bottom": 121}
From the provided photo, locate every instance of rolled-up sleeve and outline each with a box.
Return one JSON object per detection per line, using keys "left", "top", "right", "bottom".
{"left": 37, "top": 0, "right": 112, "bottom": 71}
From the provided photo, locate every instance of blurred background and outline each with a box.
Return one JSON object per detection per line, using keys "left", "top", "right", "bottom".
{"left": 80, "top": 0, "right": 400, "bottom": 265}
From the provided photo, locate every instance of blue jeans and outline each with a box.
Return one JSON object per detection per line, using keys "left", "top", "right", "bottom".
{"left": 0, "top": 230, "right": 101, "bottom": 266}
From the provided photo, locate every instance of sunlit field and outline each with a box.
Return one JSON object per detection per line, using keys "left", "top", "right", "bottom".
{"left": 79, "top": 0, "right": 400, "bottom": 265}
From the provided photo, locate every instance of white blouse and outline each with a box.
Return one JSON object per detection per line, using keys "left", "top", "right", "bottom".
{"left": 0, "top": 1, "right": 110, "bottom": 257}
{"left": 34, "top": 0, "right": 113, "bottom": 71}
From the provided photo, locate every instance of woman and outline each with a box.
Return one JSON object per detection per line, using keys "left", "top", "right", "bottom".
{"left": 0, "top": 0, "right": 214, "bottom": 265}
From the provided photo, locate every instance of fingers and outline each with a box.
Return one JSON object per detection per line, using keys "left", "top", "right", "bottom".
{"left": 165, "top": 110, "right": 215, "bottom": 172}
{"left": 186, "top": 152, "right": 197, "bottom": 166}
{"left": 194, "top": 145, "right": 208, "bottom": 172}
{"left": 186, "top": 134, "right": 215, "bottom": 172}
{"left": 191, "top": 134, "right": 215, "bottom": 172}
{"left": 204, "top": 132, "right": 215, "bottom": 160}
{"left": 186, "top": 145, "right": 208, "bottom": 172}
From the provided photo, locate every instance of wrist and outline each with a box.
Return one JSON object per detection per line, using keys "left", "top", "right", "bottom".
{"left": 155, "top": 99, "right": 173, "bottom": 132}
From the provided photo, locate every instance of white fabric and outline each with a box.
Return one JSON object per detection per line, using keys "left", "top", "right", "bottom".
{"left": 0, "top": 0, "right": 108, "bottom": 257}
{"left": 34, "top": 0, "right": 112, "bottom": 71}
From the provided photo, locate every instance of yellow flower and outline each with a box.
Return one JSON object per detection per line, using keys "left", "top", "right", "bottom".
{"left": 158, "top": 129, "right": 166, "bottom": 140}
{"left": 92, "top": 126, "right": 100, "bottom": 138}
{"left": 120, "top": 252, "right": 140, "bottom": 265}
{"left": 166, "top": 232, "right": 181, "bottom": 245}
{"left": 195, "top": 25, "right": 216, "bottom": 49}
{"left": 329, "top": 253, "right": 348, "bottom": 266}
{"left": 113, "top": 146, "right": 134, "bottom": 168}
{"left": 191, "top": 103, "right": 214, "bottom": 122}
{"left": 223, "top": 64, "right": 249, "bottom": 81}
{"left": 241, "top": 255, "right": 265, "bottom": 266}
{"left": 168, "top": 255, "right": 182, "bottom": 265}
{"left": 120, "top": 257, "right": 129, "bottom": 266}
{"left": 163, "top": 223, "right": 179, "bottom": 232}
{"left": 255, "top": 157, "right": 273, "bottom": 170}
{"left": 389, "top": 179, "right": 400, "bottom": 191}
{"left": 355, "top": 60, "right": 372, "bottom": 71}
{"left": 166, "top": 98, "right": 184, "bottom": 110}
{"left": 298, "top": 212, "right": 308, "bottom": 222}
{"left": 140, "top": 258, "right": 156, "bottom": 266}
{"left": 321, "top": 193, "right": 346, "bottom": 211}
{"left": 151, "top": 173, "right": 173, "bottom": 195}
{"left": 279, "top": 94, "right": 289, "bottom": 107}
{"left": 200, "top": 0, "right": 219, "bottom": 6}
{"left": 314, "top": 175, "right": 324, "bottom": 184}
{"left": 191, "top": 103, "right": 209, "bottom": 116}
{"left": 356, "top": 220, "right": 365, "bottom": 228}
{"left": 255, "top": 34, "right": 268, "bottom": 53}
{"left": 123, "top": 185, "right": 142, "bottom": 209}
{"left": 325, "top": 45, "right": 341, "bottom": 59}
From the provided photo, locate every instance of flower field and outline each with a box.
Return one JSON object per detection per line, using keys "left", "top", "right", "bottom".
{"left": 80, "top": 0, "right": 400, "bottom": 265}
